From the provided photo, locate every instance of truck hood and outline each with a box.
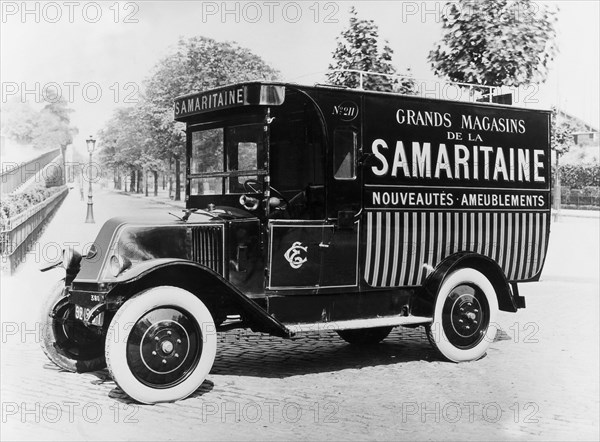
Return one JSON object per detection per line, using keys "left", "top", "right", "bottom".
{"left": 74, "top": 213, "right": 222, "bottom": 283}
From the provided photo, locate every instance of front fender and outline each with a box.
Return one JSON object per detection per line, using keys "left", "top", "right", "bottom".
{"left": 109, "top": 259, "right": 291, "bottom": 338}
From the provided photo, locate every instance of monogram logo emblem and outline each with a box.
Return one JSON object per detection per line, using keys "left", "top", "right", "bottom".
{"left": 284, "top": 241, "right": 308, "bottom": 269}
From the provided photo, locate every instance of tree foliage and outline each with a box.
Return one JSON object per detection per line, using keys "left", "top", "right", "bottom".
{"left": 98, "top": 35, "right": 280, "bottom": 198}
{"left": 1, "top": 94, "right": 78, "bottom": 150}
{"left": 327, "top": 7, "right": 416, "bottom": 94}
{"left": 1, "top": 99, "right": 38, "bottom": 144}
{"left": 2, "top": 93, "right": 78, "bottom": 185}
{"left": 144, "top": 35, "right": 280, "bottom": 160}
{"left": 32, "top": 94, "right": 79, "bottom": 150}
{"left": 429, "top": 0, "right": 558, "bottom": 87}
{"left": 551, "top": 108, "right": 576, "bottom": 159}
{"left": 98, "top": 106, "right": 150, "bottom": 171}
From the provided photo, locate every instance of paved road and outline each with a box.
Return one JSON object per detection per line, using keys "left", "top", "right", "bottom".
{"left": 1, "top": 188, "right": 598, "bottom": 441}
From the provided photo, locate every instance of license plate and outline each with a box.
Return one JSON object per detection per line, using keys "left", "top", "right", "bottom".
{"left": 74, "top": 305, "right": 104, "bottom": 326}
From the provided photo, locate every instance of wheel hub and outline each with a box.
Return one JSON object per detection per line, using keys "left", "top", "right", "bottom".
{"left": 140, "top": 320, "right": 189, "bottom": 374}
{"left": 451, "top": 296, "right": 482, "bottom": 338}
{"left": 161, "top": 340, "right": 174, "bottom": 354}
{"left": 441, "top": 283, "right": 490, "bottom": 350}
{"left": 126, "top": 307, "right": 202, "bottom": 388}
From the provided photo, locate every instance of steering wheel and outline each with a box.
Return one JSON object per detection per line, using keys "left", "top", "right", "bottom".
{"left": 243, "top": 179, "right": 261, "bottom": 193}
{"left": 269, "top": 185, "right": 291, "bottom": 209}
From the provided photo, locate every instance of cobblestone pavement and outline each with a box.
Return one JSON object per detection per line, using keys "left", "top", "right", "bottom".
{"left": 1, "top": 188, "right": 598, "bottom": 441}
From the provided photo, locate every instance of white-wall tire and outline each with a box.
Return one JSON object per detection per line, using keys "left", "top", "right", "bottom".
{"left": 427, "top": 268, "right": 499, "bottom": 362}
{"left": 105, "top": 286, "right": 217, "bottom": 404}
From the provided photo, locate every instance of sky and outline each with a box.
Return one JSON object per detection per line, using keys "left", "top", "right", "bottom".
{"left": 1, "top": 1, "right": 599, "bottom": 155}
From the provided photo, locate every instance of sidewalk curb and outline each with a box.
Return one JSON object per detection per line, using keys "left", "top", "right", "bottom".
{"left": 551, "top": 209, "right": 600, "bottom": 219}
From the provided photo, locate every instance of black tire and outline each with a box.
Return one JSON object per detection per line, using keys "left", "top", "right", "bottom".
{"left": 105, "top": 286, "right": 217, "bottom": 404}
{"left": 40, "top": 280, "right": 106, "bottom": 372}
{"left": 426, "top": 268, "right": 499, "bottom": 362}
{"left": 337, "top": 326, "right": 393, "bottom": 345}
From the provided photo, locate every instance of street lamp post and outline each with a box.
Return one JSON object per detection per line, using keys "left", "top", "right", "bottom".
{"left": 85, "top": 135, "right": 96, "bottom": 223}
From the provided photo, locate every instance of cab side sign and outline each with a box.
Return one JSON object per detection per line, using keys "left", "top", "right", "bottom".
{"left": 368, "top": 108, "right": 549, "bottom": 188}
{"left": 365, "top": 105, "right": 550, "bottom": 210}
{"left": 174, "top": 86, "right": 245, "bottom": 118}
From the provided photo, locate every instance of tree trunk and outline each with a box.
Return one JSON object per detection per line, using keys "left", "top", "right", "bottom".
{"left": 117, "top": 168, "right": 122, "bottom": 190}
{"left": 174, "top": 157, "right": 181, "bottom": 201}
{"left": 137, "top": 168, "right": 143, "bottom": 193}
{"left": 130, "top": 169, "right": 136, "bottom": 192}
{"left": 168, "top": 159, "right": 173, "bottom": 199}
{"left": 153, "top": 171, "right": 159, "bottom": 196}
{"left": 162, "top": 172, "right": 166, "bottom": 190}
{"left": 144, "top": 168, "right": 149, "bottom": 197}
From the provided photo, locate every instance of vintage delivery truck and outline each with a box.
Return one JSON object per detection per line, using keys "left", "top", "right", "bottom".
{"left": 40, "top": 81, "right": 551, "bottom": 404}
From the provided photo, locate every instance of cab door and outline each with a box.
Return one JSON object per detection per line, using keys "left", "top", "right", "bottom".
{"left": 320, "top": 126, "right": 361, "bottom": 288}
{"left": 265, "top": 91, "right": 327, "bottom": 291}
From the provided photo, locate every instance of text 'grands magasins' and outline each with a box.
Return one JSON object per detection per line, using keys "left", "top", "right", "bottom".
{"left": 370, "top": 109, "right": 546, "bottom": 184}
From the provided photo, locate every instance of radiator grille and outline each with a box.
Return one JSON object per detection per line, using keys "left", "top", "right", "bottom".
{"left": 190, "top": 225, "right": 224, "bottom": 274}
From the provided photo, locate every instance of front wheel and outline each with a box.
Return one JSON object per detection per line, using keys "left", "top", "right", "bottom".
{"left": 40, "top": 280, "right": 106, "bottom": 372}
{"left": 426, "top": 268, "right": 499, "bottom": 362}
{"left": 105, "top": 286, "right": 217, "bottom": 404}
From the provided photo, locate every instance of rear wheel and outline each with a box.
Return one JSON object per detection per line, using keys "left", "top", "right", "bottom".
{"left": 105, "top": 286, "right": 217, "bottom": 404}
{"left": 337, "top": 327, "right": 393, "bottom": 345}
{"left": 426, "top": 268, "right": 498, "bottom": 362}
{"left": 40, "top": 280, "right": 106, "bottom": 372}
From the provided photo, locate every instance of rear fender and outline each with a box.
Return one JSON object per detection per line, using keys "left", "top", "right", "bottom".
{"left": 107, "top": 259, "right": 291, "bottom": 338}
{"left": 416, "top": 252, "right": 525, "bottom": 315}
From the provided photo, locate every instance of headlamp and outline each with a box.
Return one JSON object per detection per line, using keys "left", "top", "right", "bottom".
{"left": 109, "top": 254, "right": 131, "bottom": 277}
{"left": 62, "top": 247, "right": 82, "bottom": 271}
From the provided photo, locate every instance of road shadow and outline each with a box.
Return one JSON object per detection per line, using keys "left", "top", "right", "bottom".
{"left": 212, "top": 326, "right": 511, "bottom": 378}
{"left": 211, "top": 327, "right": 440, "bottom": 378}
{"left": 105, "top": 379, "right": 215, "bottom": 405}
{"left": 45, "top": 363, "right": 215, "bottom": 405}
{"left": 39, "top": 326, "right": 509, "bottom": 403}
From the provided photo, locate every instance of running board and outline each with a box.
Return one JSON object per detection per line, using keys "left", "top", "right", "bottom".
{"left": 285, "top": 315, "right": 432, "bottom": 334}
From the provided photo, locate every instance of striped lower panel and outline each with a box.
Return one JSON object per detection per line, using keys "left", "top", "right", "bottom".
{"left": 363, "top": 211, "right": 548, "bottom": 287}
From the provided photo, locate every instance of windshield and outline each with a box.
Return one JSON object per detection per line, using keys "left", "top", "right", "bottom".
{"left": 189, "top": 123, "right": 264, "bottom": 195}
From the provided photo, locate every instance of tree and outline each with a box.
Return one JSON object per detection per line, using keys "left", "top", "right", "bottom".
{"left": 32, "top": 93, "right": 79, "bottom": 148}
{"left": 144, "top": 36, "right": 280, "bottom": 200}
{"left": 1, "top": 95, "right": 78, "bottom": 172}
{"left": 550, "top": 108, "right": 576, "bottom": 217}
{"left": 98, "top": 106, "right": 151, "bottom": 193}
{"left": 327, "top": 7, "right": 416, "bottom": 94}
{"left": 551, "top": 110, "right": 576, "bottom": 159}
{"left": 28, "top": 94, "right": 78, "bottom": 184}
{"left": 429, "top": 0, "right": 558, "bottom": 87}
{"left": 0, "top": 99, "right": 38, "bottom": 144}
